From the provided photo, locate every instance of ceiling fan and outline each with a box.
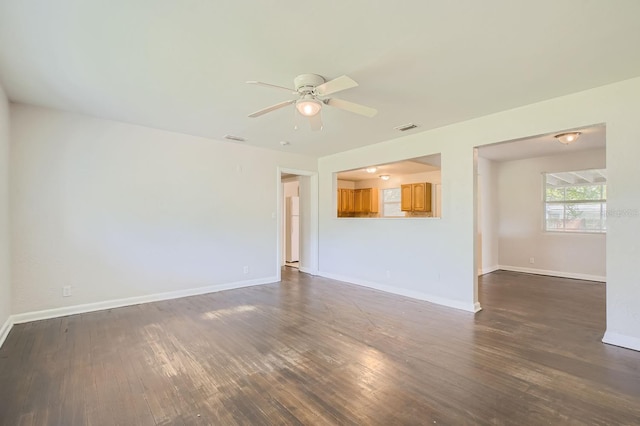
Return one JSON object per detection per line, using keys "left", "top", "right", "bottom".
{"left": 246, "top": 74, "right": 377, "bottom": 130}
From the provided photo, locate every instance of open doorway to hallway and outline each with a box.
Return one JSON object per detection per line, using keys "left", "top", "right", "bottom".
{"left": 276, "top": 167, "right": 319, "bottom": 281}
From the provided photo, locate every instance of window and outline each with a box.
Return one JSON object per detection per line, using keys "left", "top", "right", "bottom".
{"left": 382, "top": 188, "right": 404, "bottom": 217}
{"left": 543, "top": 169, "right": 606, "bottom": 233}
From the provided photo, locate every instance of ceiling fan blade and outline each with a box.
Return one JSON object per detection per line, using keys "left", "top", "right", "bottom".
{"left": 309, "top": 111, "right": 323, "bottom": 131}
{"left": 246, "top": 81, "right": 297, "bottom": 94}
{"left": 315, "top": 75, "right": 358, "bottom": 96}
{"left": 326, "top": 97, "right": 377, "bottom": 117}
{"left": 248, "top": 99, "right": 296, "bottom": 117}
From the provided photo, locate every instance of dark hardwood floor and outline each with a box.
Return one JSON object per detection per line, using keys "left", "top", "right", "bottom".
{"left": 1, "top": 269, "right": 639, "bottom": 425}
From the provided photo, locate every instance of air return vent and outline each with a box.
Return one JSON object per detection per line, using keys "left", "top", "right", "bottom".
{"left": 224, "top": 134, "right": 246, "bottom": 142}
{"left": 393, "top": 123, "right": 418, "bottom": 132}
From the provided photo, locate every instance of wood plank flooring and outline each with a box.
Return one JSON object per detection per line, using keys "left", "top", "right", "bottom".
{"left": 1, "top": 270, "right": 639, "bottom": 425}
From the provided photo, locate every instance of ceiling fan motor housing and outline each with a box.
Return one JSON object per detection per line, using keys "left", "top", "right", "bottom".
{"left": 294, "top": 74, "right": 325, "bottom": 94}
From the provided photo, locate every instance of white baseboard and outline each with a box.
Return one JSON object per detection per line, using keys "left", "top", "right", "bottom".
{"left": 478, "top": 265, "right": 500, "bottom": 276}
{"left": 0, "top": 316, "right": 13, "bottom": 349}
{"left": 11, "top": 276, "right": 278, "bottom": 325}
{"left": 498, "top": 265, "right": 606, "bottom": 283}
{"left": 318, "top": 271, "right": 481, "bottom": 313}
{"left": 603, "top": 331, "right": 640, "bottom": 352}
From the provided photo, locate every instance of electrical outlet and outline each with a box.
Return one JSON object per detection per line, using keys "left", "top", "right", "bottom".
{"left": 62, "top": 286, "right": 72, "bottom": 297}
{"left": 243, "top": 265, "right": 249, "bottom": 274}
{"left": 529, "top": 257, "right": 535, "bottom": 264}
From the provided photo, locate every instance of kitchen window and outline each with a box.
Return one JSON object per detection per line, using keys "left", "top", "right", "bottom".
{"left": 382, "top": 188, "right": 404, "bottom": 217}
{"left": 543, "top": 169, "right": 607, "bottom": 233}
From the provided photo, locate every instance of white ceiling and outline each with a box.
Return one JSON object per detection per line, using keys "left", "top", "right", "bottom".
{"left": 337, "top": 156, "right": 441, "bottom": 182}
{"left": 1, "top": 1, "right": 639, "bottom": 158}
{"left": 478, "top": 125, "right": 606, "bottom": 162}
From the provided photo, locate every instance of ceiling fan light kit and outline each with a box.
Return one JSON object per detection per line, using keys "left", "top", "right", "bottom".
{"left": 247, "top": 73, "right": 377, "bottom": 130}
{"left": 296, "top": 95, "right": 322, "bottom": 117}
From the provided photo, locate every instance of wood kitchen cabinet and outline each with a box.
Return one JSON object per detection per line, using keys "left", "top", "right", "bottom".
{"left": 338, "top": 188, "right": 378, "bottom": 216}
{"left": 401, "top": 185, "right": 413, "bottom": 211}
{"left": 364, "top": 188, "right": 379, "bottom": 214}
{"left": 353, "top": 189, "right": 362, "bottom": 213}
{"left": 401, "top": 182, "right": 432, "bottom": 212}
{"left": 354, "top": 188, "right": 379, "bottom": 214}
{"left": 338, "top": 188, "right": 354, "bottom": 216}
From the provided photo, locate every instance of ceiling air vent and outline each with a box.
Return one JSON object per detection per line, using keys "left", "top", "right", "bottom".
{"left": 224, "top": 134, "right": 246, "bottom": 142}
{"left": 394, "top": 123, "right": 418, "bottom": 132}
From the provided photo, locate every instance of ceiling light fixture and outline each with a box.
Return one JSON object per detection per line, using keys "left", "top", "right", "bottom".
{"left": 296, "top": 95, "right": 322, "bottom": 117}
{"left": 224, "top": 134, "right": 246, "bottom": 142}
{"left": 394, "top": 123, "right": 418, "bottom": 132}
{"left": 366, "top": 167, "right": 377, "bottom": 173}
{"left": 380, "top": 175, "right": 390, "bottom": 181}
{"left": 555, "top": 132, "right": 581, "bottom": 145}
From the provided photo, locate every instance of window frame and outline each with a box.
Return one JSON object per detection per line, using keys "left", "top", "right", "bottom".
{"left": 542, "top": 169, "right": 607, "bottom": 234}
{"left": 381, "top": 187, "right": 405, "bottom": 218}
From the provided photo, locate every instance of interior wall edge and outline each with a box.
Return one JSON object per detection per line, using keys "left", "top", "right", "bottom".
{"left": 0, "top": 81, "right": 11, "bottom": 349}
{"left": 478, "top": 265, "right": 500, "bottom": 276}
{"left": 0, "top": 316, "right": 13, "bottom": 349}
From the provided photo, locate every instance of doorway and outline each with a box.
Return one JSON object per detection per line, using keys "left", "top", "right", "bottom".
{"left": 276, "top": 167, "right": 319, "bottom": 281}
{"left": 474, "top": 124, "right": 607, "bottom": 305}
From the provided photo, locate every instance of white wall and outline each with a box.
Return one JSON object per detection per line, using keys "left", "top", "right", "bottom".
{"left": 320, "top": 138, "right": 478, "bottom": 312}
{"left": 337, "top": 179, "right": 355, "bottom": 189}
{"left": 318, "top": 76, "right": 640, "bottom": 351}
{"left": 496, "top": 149, "right": 606, "bottom": 280}
{"left": 9, "top": 104, "right": 316, "bottom": 315}
{"left": 0, "top": 83, "right": 11, "bottom": 342}
{"left": 477, "top": 157, "right": 499, "bottom": 274}
{"left": 297, "top": 174, "right": 316, "bottom": 274}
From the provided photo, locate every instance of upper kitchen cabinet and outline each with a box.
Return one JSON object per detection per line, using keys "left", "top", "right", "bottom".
{"left": 337, "top": 187, "right": 379, "bottom": 217}
{"left": 354, "top": 188, "right": 379, "bottom": 214}
{"left": 337, "top": 188, "right": 355, "bottom": 216}
{"left": 401, "top": 182, "right": 432, "bottom": 213}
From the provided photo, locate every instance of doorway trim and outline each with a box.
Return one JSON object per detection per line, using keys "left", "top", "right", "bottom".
{"left": 276, "top": 167, "right": 319, "bottom": 281}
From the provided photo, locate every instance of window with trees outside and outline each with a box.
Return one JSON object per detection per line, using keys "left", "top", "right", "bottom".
{"left": 543, "top": 168, "right": 607, "bottom": 233}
